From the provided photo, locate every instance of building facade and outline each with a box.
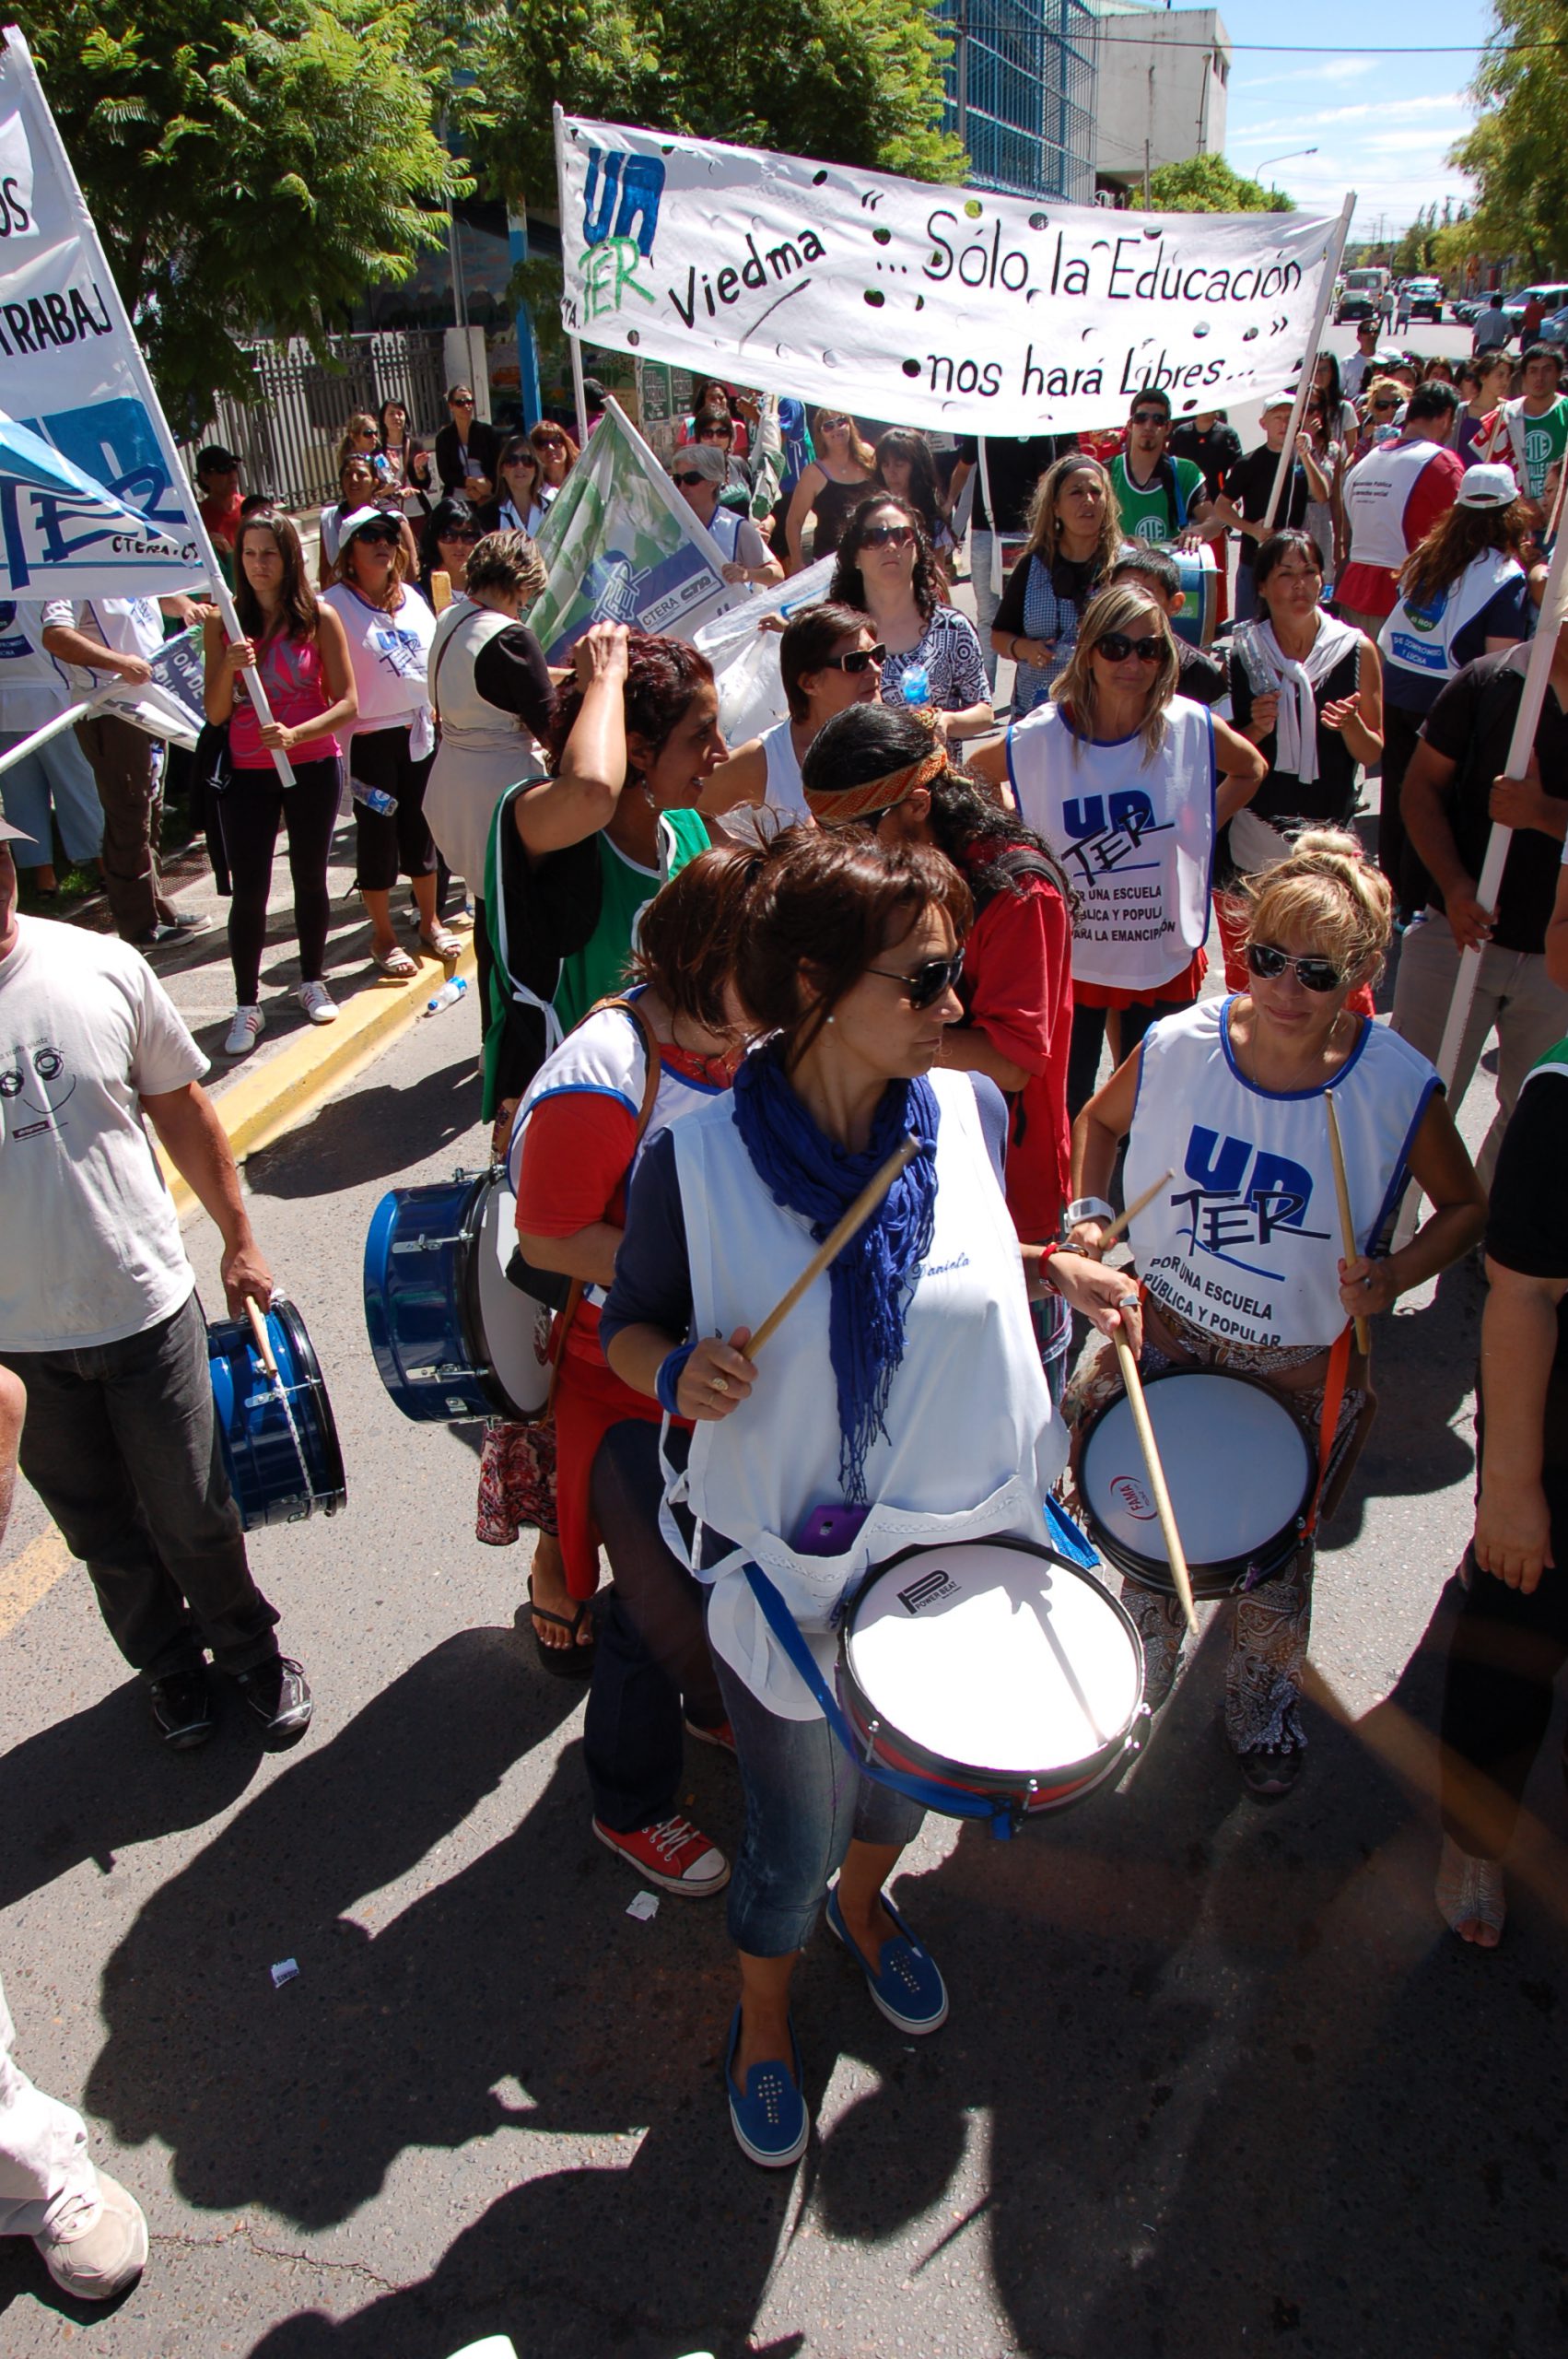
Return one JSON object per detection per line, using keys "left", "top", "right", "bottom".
{"left": 1089, "top": 0, "right": 1231, "bottom": 198}
{"left": 938, "top": 0, "right": 1099, "bottom": 204}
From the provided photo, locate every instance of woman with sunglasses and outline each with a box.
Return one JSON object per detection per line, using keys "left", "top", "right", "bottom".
{"left": 598, "top": 824, "right": 1138, "bottom": 2165}
{"left": 418, "top": 497, "right": 482, "bottom": 608}
{"left": 1222, "top": 529, "right": 1384, "bottom": 998}
{"left": 783, "top": 411, "right": 877, "bottom": 573}
{"left": 1349, "top": 379, "right": 1405, "bottom": 465}
{"left": 497, "top": 437, "right": 549, "bottom": 538}
{"left": 1070, "top": 831, "right": 1484, "bottom": 1796}
{"left": 701, "top": 600, "right": 882, "bottom": 839}
{"left": 202, "top": 510, "right": 357, "bottom": 1056}
{"left": 375, "top": 399, "right": 422, "bottom": 496}
{"left": 434, "top": 384, "right": 500, "bottom": 509}
{"left": 969, "top": 581, "right": 1265, "bottom": 1114}
{"left": 322, "top": 510, "right": 458, "bottom": 976}
{"left": 989, "top": 452, "right": 1124, "bottom": 716}
{"left": 828, "top": 496, "right": 992, "bottom": 740}
{"left": 317, "top": 452, "right": 419, "bottom": 589}
{"left": 803, "top": 701, "right": 1089, "bottom": 1401}
{"left": 530, "top": 421, "right": 579, "bottom": 502}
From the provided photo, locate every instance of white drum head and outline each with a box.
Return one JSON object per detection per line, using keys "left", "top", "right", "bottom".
{"left": 1081, "top": 1371, "right": 1312, "bottom": 1567}
{"left": 475, "top": 1176, "right": 554, "bottom": 1418}
{"left": 845, "top": 1541, "right": 1141, "bottom": 1776}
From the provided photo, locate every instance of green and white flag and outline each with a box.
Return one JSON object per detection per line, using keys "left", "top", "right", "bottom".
{"left": 525, "top": 397, "right": 747, "bottom": 660}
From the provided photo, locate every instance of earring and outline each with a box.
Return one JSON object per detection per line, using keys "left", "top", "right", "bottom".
{"left": 825, "top": 1014, "right": 836, "bottom": 1025}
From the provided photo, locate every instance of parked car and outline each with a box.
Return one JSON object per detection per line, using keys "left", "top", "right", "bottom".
{"left": 1540, "top": 301, "right": 1568, "bottom": 348}
{"left": 1406, "top": 277, "right": 1445, "bottom": 323}
{"left": 1504, "top": 282, "right": 1568, "bottom": 329}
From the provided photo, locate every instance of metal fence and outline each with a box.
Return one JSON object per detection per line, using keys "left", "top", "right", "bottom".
{"left": 942, "top": 0, "right": 1099, "bottom": 205}
{"left": 180, "top": 329, "right": 449, "bottom": 514}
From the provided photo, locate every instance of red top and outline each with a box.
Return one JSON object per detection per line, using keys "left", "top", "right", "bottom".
{"left": 1337, "top": 444, "right": 1466, "bottom": 618}
{"left": 958, "top": 851, "right": 1073, "bottom": 1241}
{"left": 1072, "top": 947, "right": 1206, "bottom": 1015}
{"left": 229, "top": 628, "right": 342, "bottom": 769}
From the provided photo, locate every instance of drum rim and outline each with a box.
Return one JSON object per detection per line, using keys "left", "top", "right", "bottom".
{"left": 1077, "top": 1366, "right": 1315, "bottom": 1592}
{"left": 473, "top": 1168, "right": 552, "bottom": 1422}
{"left": 268, "top": 1296, "right": 347, "bottom": 1514}
{"left": 455, "top": 1172, "right": 520, "bottom": 1420}
{"left": 838, "top": 1536, "right": 1146, "bottom": 1795}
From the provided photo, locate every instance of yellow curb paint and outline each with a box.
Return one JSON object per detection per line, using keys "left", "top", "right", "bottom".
{"left": 158, "top": 945, "right": 477, "bottom": 1215}
{"left": 0, "top": 1529, "right": 70, "bottom": 1642}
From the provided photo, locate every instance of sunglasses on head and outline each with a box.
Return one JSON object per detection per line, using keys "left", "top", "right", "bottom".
{"left": 1094, "top": 631, "right": 1164, "bottom": 663}
{"left": 822, "top": 644, "right": 887, "bottom": 673}
{"left": 864, "top": 948, "right": 965, "bottom": 1010}
{"left": 1246, "top": 941, "right": 1344, "bottom": 993}
{"left": 672, "top": 469, "right": 708, "bottom": 488}
{"left": 860, "top": 522, "right": 915, "bottom": 550}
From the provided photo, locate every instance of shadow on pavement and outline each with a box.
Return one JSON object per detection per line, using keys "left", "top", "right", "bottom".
{"left": 246, "top": 1053, "right": 483, "bottom": 1200}
{"left": 0, "top": 1678, "right": 263, "bottom": 1913}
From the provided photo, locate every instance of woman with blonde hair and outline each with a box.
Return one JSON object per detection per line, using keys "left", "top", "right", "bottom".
{"left": 989, "top": 452, "right": 1124, "bottom": 714}
{"left": 1070, "top": 828, "right": 1485, "bottom": 1794}
{"left": 425, "top": 529, "right": 554, "bottom": 1042}
{"left": 970, "top": 581, "right": 1266, "bottom": 1110}
{"left": 530, "top": 419, "right": 579, "bottom": 502}
{"left": 784, "top": 410, "right": 878, "bottom": 571}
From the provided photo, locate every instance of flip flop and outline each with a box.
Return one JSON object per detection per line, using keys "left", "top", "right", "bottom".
{"left": 421, "top": 925, "right": 463, "bottom": 962}
{"left": 374, "top": 945, "right": 419, "bottom": 981}
{"left": 528, "top": 1580, "right": 595, "bottom": 1679}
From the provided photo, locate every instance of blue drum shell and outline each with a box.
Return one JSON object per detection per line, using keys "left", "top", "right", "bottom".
{"left": 207, "top": 1299, "right": 345, "bottom": 1533}
{"left": 362, "top": 1175, "right": 505, "bottom": 1423}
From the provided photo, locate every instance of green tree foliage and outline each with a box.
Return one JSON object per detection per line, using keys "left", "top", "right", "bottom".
{"left": 14, "top": 0, "right": 463, "bottom": 414}
{"left": 1394, "top": 203, "right": 1443, "bottom": 277}
{"left": 1146, "top": 155, "right": 1294, "bottom": 215}
{"left": 460, "top": 0, "right": 965, "bottom": 215}
{"left": 1448, "top": 0, "right": 1568, "bottom": 273}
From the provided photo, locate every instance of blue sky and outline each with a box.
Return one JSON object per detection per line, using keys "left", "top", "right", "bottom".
{"left": 1213, "top": 0, "right": 1493, "bottom": 237}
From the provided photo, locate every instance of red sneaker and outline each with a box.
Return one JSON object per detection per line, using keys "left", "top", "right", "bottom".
{"left": 592, "top": 1813, "right": 731, "bottom": 1895}
{"left": 685, "top": 1717, "right": 737, "bottom": 1755}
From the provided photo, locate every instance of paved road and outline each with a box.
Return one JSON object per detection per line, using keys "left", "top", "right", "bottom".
{"left": 4, "top": 942, "right": 1566, "bottom": 2359}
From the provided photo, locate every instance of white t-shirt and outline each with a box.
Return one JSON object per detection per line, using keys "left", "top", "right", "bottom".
{"left": 0, "top": 601, "right": 75, "bottom": 734}
{"left": 0, "top": 917, "right": 207, "bottom": 1349}
{"left": 39, "top": 597, "right": 165, "bottom": 695}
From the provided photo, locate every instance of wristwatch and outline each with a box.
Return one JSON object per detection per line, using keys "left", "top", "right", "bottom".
{"left": 1065, "top": 1196, "right": 1115, "bottom": 1228}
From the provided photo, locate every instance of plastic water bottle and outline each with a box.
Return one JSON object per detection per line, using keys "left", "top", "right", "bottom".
{"left": 351, "top": 780, "right": 398, "bottom": 816}
{"left": 900, "top": 661, "right": 931, "bottom": 707}
{"left": 423, "top": 975, "right": 468, "bottom": 1017}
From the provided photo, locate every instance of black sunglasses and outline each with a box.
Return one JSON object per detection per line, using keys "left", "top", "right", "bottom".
{"left": 1129, "top": 409, "right": 1167, "bottom": 427}
{"left": 864, "top": 949, "right": 965, "bottom": 1010}
{"left": 352, "top": 528, "right": 401, "bottom": 548}
{"left": 672, "top": 470, "right": 708, "bottom": 488}
{"left": 450, "top": 395, "right": 474, "bottom": 408}
{"left": 442, "top": 528, "right": 481, "bottom": 543}
{"left": 822, "top": 644, "right": 887, "bottom": 673}
{"left": 1246, "top": 941, "right": 1344, "bottom": 993}
{"left": 859, "top": 522, "right": 914, "bottom": 549}
{"left": 1094, "top": 631, "right": 1164, "bottom": 663}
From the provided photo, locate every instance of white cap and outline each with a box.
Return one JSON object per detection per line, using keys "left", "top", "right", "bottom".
{"left": 1260, "top": 389, "right": 1297, "bottom": 413}
{"left": 338, "top": 505, "right": 401, "bottom": 541}
{"left": 1457, "top": 463, "right": 1518, "bottom": 509}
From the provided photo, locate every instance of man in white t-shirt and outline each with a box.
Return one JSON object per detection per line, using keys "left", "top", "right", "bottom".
{"left": 39, "top": 594, "right": 209, "bottom": 946}
{"left": 0, "top": 814, "right": 311, "bottom": 1751}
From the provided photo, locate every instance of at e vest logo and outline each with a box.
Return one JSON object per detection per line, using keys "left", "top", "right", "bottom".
{"left": 1171, "top": 1126, "right": 1330, "bottom": 1278}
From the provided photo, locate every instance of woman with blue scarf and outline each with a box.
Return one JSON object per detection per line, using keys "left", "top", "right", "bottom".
{"left": 601, "top": 827, "right": 1141, "bottom": 2167}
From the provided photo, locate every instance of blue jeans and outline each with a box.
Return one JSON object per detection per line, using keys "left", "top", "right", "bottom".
{"left": 0, "top": 1291, "right": 278, "bottom": 1681}
{"left": 710, "top": 1614, "right": 925, "bottom": 1957}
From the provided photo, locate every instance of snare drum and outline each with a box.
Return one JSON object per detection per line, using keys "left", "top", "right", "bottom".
{"left": 363, "top": 1168, "right": 555, "bottom": 1423}
{"left": 207, "top": 1297, "right": 345, "bottom": 1532}
{"left": 1167, "top": 546, "right": 1218, "bottom": 651}
{"left": 1077, "top": 1367, "right": 1315, "bottom": 1598}
{"left": 837, "top": 1537, "right": 1146, "bottom": 1822}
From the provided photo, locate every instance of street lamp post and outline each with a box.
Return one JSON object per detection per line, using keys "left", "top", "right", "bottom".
{"left": 1258, "top": 146, "right": 1318, "bottom": 193}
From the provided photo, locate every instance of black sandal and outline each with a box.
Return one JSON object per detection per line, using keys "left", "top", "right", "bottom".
{"left": 528, "top": 1580, "right": 596, "bottom": 1679}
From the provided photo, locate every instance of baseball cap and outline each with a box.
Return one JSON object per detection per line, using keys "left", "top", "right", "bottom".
{"left": 197, "top": 443, "right": 240, "bottom": 473}
{"left": 1260, "top": 390, "right": 1297, "bottom": 413}
{"left": 340, "top": 505, "right": 401, "bottom": 543}
{"left": 1457, "top": 463, "right": 1518, "bottom": 510}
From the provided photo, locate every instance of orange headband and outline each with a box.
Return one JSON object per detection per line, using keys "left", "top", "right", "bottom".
{"left": 803, "top": 747, "right": 946, "bottom": 827}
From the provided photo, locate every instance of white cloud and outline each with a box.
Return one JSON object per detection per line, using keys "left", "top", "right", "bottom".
{"left": 1238, "top": 57, "right": 1380, "bottom": 90}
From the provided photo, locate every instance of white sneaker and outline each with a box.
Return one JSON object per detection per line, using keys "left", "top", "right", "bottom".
{"left": 223, "top": 1005, "right": 264, "bottom": 1058}
{"left": 296, "top": 980, "right": 337, "bottom": 1025}
{"left": 34, "top": 2167, "right": 149, "bottom": 2301}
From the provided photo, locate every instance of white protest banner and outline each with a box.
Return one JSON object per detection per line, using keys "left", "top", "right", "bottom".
{"left": 556, "top": 110, "right": 1342, "bottom": 435}
{"left": 0, "top": 412, "right": 188, "bottom": 593}
{"left": 0, "top": 30, "right": 294, "bottom": 782}
{"left": 694, "top": 555, "right": 835, "bottom": 745}
{"left": 101, "top": 622, "right": 205, "bottom": 746}
{"left": 526, "top": 397, "right": 747, "bottom": 658}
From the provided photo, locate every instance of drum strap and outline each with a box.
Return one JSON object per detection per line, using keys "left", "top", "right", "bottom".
{"left": 542, "top": 995, "right": 663, "bottom": 1418}
{"left": 1302, "top": 1325, "right": 1353, "bottom": 1538}
{"left": 743, "top": 1559, "right": 1034, "bottom": 1840}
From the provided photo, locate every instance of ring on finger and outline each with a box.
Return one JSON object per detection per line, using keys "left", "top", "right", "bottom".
{"left": 1117, "top": 1296, "right": 1139, "bottom": 1309}
{"left": 710, "top": 1373, "right": 730, "bottom": 1395}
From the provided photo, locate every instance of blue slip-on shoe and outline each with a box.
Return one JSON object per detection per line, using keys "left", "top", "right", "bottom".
{"left": 724, "top": 2005, "right": 809, "bottom": 2168}
{"left": 826, "top": 1886, "right": 950, "bottom": 2035}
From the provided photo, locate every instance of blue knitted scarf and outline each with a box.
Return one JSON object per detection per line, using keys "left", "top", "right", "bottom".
{"left": 731, "top": 1042, "right": 941, "bottom": 1503}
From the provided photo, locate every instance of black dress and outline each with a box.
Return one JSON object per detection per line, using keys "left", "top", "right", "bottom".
{"left": 1222, "top": 637, "right": 1363, "bottom": 885}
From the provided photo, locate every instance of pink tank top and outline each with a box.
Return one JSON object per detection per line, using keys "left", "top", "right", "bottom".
{"left": 229, "top": 628, "right": 340, "bottom": 769}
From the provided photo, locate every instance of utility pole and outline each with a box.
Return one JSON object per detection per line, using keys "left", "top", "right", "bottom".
{"left": 1142, "top": 137, "right": 1151, "bottom": 208}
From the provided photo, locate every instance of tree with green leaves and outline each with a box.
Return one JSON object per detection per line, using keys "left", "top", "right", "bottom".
{"left": 14, "top": 0, "right": 463, "bottom": 416}
{"left": 1146, "top": 155, "right": 1294, "bottom": 215}
{"left": 1447, "top": 0, "right": 1568, "bottom": 274}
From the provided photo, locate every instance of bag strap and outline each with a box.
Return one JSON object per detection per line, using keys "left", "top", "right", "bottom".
{"left": 542, "top": 994, "right": 663, "bottom": 1414}
{"left": 741, "top": 1560, "right": 1022, "bottom": 1838}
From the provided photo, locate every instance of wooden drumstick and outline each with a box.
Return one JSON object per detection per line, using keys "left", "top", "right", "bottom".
{"left": 245, "top": 1294, "right": 279, "bottom": 1378}
{"left": 1112, "top": 1329, "right": 1199, "bottom": 1636}
{"left": 430, "top": 568, "right": 453, "bottom": 613}
{"left": 748, "top": 1135, "right": 920, "bottom": 1358}
{"left": 1325, "top": 1090, "right": 1371, "bottom": 1357}
{"left": 1094, "top": 1168, "right": 1174, "bottom": 1252}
